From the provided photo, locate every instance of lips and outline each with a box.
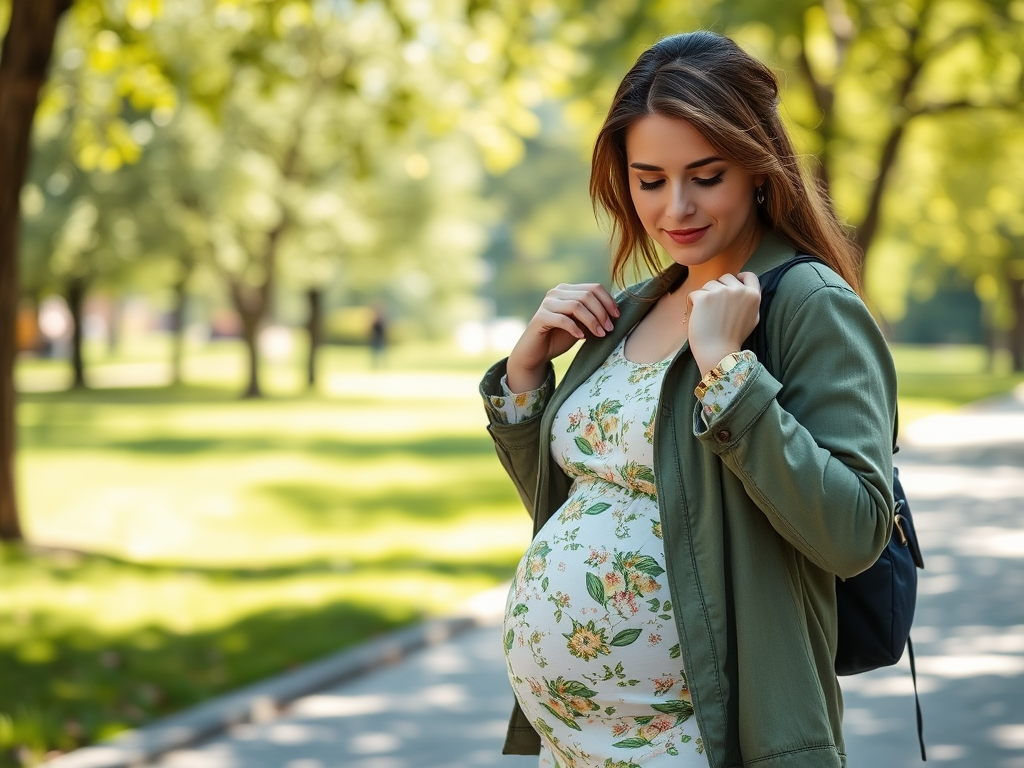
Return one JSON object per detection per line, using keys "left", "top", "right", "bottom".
{"left": 665, "top": 226, "right": 710, "bottom": 244}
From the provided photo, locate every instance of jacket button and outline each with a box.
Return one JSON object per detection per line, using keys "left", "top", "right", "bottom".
{"left": 715, "top": 429, "right": 731, "bottom": 442}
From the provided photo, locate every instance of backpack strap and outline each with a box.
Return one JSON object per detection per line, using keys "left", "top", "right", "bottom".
{"left": 745, "top": 255, "right": 902, "bottom": 451}
{"left": 908, "top": 637, "right": 927, "bottom": 760}
{"left": 748, "top": 254, "right": 927, "bottom": 761}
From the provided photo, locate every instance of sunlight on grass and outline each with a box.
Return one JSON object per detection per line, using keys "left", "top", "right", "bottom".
{"left": 5, "top": 338, "right": 532, "bottom": 765}
{"left": 891, "top": 343, "right": 1024, "bottom": 423}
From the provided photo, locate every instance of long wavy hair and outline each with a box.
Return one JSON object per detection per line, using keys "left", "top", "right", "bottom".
{"left": 590, "top": 31, "right": 862, "bottom": 293}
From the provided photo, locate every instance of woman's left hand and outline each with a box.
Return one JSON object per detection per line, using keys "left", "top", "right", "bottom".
{"left": 687, "top": 271, "right": 762, "bottom": 377}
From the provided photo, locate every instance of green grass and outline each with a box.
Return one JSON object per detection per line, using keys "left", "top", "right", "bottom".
{"left": 2, "top": 338, "right": 1021, "bottom": 766}
{"left": 890, "top": 343, "right": 1024, "bottom": 426}
{"left": 3, "top": 338, "right": 535, "bottom": 766}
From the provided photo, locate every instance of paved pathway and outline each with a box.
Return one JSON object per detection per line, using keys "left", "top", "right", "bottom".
{"left": 74, "top": 387, "right": 1024, "bottom": 768}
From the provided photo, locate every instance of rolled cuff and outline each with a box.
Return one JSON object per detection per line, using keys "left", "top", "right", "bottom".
{"left": 696, "top": 350, "right": 758, "bottom": 428}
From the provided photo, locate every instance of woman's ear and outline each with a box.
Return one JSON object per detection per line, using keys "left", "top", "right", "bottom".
{"left": 753, "top": 173, "right": 767, "bottom": 189}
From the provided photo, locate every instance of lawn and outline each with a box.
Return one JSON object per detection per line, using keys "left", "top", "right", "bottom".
{"left": 3, "top": 338, "right": 535, "bottom": 766}
{"left": 1, "top": 338, "right": 1021, "bottom": 766}
{"left": 889, "top": 343, "right": 1024, "bottom": 425}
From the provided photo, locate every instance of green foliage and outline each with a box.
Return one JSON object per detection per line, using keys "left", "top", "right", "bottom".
{"left": 470, "top": 0, "right": 1024, "bottom": 335}
{"left": 19, "top": 0, "right": 573, "bottom": 347}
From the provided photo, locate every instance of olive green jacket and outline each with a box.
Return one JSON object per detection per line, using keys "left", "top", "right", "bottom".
{"left": 481, "top": 233, "right": 897, "bottom": 768}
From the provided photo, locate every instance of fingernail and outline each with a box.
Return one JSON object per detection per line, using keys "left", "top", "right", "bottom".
{"left": 604, "top": 320, "right": 614, "bottom": 332}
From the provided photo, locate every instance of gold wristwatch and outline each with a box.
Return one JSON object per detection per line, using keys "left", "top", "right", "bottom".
{"left": 694, "top": 351, "right": 745, "bottom": 399}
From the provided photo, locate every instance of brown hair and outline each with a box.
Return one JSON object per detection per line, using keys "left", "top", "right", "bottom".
{"left": 590, "top": 31, "right": 862, "bottom": 292}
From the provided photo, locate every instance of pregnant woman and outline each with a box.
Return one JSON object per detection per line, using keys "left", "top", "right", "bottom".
{"left": 481, "top": 30, "right": 896, "bottom": 768}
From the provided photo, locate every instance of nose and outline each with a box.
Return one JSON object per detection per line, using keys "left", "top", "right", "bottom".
{"left": 667, "top": 182, "right": 695, "bottom": 221}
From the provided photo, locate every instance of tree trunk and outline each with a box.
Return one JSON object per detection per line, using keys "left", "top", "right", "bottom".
{"left": 224, "top": 219, "right": 286, "bottom": 399}
{"left": 66, "top": 276, "right": 87, "bottom": 389}
{"left": 240, "top": 311, "right": 262, "bottom": 399}
{"left": 980, "top": 298, "right": 998, "bottom": 373}
{"left": 854, "top": 121, "right": 908, "bottom": 265}
{"left": 170, "top": 277, "right": 189, "bottom": 385}
{"left": 0, "top": 0, "right": 73, "bottom": 541}
{"left": 1008, "top": 274, "right": 1024, "bottom": 372}
{"left": 306, "top": 288, "right": 322, "bottom": 389}
{"left": 227, "top": 280, "right": 266, "bottom": 399}
{"left": 107, "top": 296, "right": 122, "bottom": 356}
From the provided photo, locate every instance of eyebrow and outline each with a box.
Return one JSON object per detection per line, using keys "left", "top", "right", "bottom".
{"left": 629, "top": 157, "right": 724, "bottom": 172}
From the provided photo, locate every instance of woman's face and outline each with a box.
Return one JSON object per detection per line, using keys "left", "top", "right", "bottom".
{"left": 625, "top": 114, "right": 765, "bottom": 277}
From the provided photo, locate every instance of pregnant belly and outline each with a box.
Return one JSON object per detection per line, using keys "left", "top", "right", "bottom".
{"left": 503, "top": 478, "right": 679, "bottom": 693}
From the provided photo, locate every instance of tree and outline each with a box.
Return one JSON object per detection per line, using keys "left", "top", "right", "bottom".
{"left": 0, "top": 0, "right": 73, "bottom": 539}
{"left": 4, "top": 0, "right": 177, "bottom": 537}
{"left": 134, "top": 0, "right": 551, "bottom": 395}
{"left": 480, "top": 0, "right": 1023, "bottom": 294}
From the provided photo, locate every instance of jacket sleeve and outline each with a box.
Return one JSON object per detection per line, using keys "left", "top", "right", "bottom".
{"left": 481, "top": 358, "right": 556, "bottom": 515}
{"left": 693, "top": 273, "right": 896, "bottom": 579}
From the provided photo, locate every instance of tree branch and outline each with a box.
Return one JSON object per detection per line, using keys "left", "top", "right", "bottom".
{"left": 909, "top": 96, "right": 1024, "bottom": 118}
{"left": 855, "top": 2, "right": 931, "bottom": 260}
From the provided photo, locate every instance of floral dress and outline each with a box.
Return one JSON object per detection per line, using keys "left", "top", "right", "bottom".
{"left": 500, "top": 338, "right": 711, "bottom": 768}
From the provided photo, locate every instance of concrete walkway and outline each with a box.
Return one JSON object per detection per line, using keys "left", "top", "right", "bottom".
{"left": 51, "top": 387, "right": 1024, "bottom": 768}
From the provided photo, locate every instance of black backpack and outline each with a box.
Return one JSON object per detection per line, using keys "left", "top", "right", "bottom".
{"left": 745, "top": 255, "right": 927, "bottom": 760}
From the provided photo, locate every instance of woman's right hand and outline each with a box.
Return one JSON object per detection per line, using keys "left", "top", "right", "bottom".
{"left": 506, "top": 282, "right": 620, "bottom": 393}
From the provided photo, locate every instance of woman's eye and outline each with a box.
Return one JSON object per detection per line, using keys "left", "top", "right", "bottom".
{"left": 694, "top": 173, "right": 724, "bottom": 188}
{"left": 638, "top": 179, "right": 664, "bottom": 191}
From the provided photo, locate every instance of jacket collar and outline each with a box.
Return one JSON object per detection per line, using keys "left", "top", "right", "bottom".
{"left": 540, "top": 230, "right": 798, "bottom": 430}
{"left": 741, "top": 229, "right": 799, "bottom": 276}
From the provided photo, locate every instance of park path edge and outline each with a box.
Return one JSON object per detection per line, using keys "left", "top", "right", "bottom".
{"left": 42, "top": 585, "right": 510, "bottom": 768}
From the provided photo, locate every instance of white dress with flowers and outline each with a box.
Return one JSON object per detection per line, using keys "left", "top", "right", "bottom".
{"left": 500, "top": 338, "right": 712, "bottom": 768}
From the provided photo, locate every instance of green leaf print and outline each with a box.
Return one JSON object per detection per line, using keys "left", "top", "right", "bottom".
{"left": 534, "top": 718, "right": 555, "bottom": 739}
{"left": 557, "top": 679, "right": 599, "bottom": 698}
{"left": 586, "top": 572, "right": 606, "bottom": 605}
{"left": 647, "top": 598, "right": 661, "bottom": 612}
{"left": 563, "top": 459, "right": 591, "bottom": 479}
{"left": 541, "top": 577, "right": 550, "bottom": 592}
{"left": 631, "top": 554, "right": 666, "bottom": 578}
{"left": 574, "top": 436, "right": 595, "bottom": 456}
{"left": 618, "top": 460, "right": 657, "bottom": 498}
{"left": 609, "top": 628, "right": 642, "bottom": 647}
{"left": 504, "top": 628, "right": 514, "bottom": 651}
{"left": 612, "top": 737, "right": 651, "bottom": 749}
{"left": 533, "top": 541, "right": 553, "bottom": 559}
{"left": 585, "top": 502, "right": 612, "bottom": 515}
{"left": 584, "top": 662, "right": 625, "bottom": 687}
{"left": 594, "top": 399, "right": 623, "bottom": 418}
{"left": 540, "top": 703, "right": 583, "bottom": 731}
{"left": 669, "top": 643, "right": 681, "bottom": 659}
{"left": 652, "top": 699, "right": 695, "bottom": 718}
{"left": 634, "top": 464, "right": 656, "bottom": 482}
{"left": 539, "top": 676, "right": 601, "bottom": 731}
{"left": 512, "top": 603, "right": 529, "bottom": 617}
